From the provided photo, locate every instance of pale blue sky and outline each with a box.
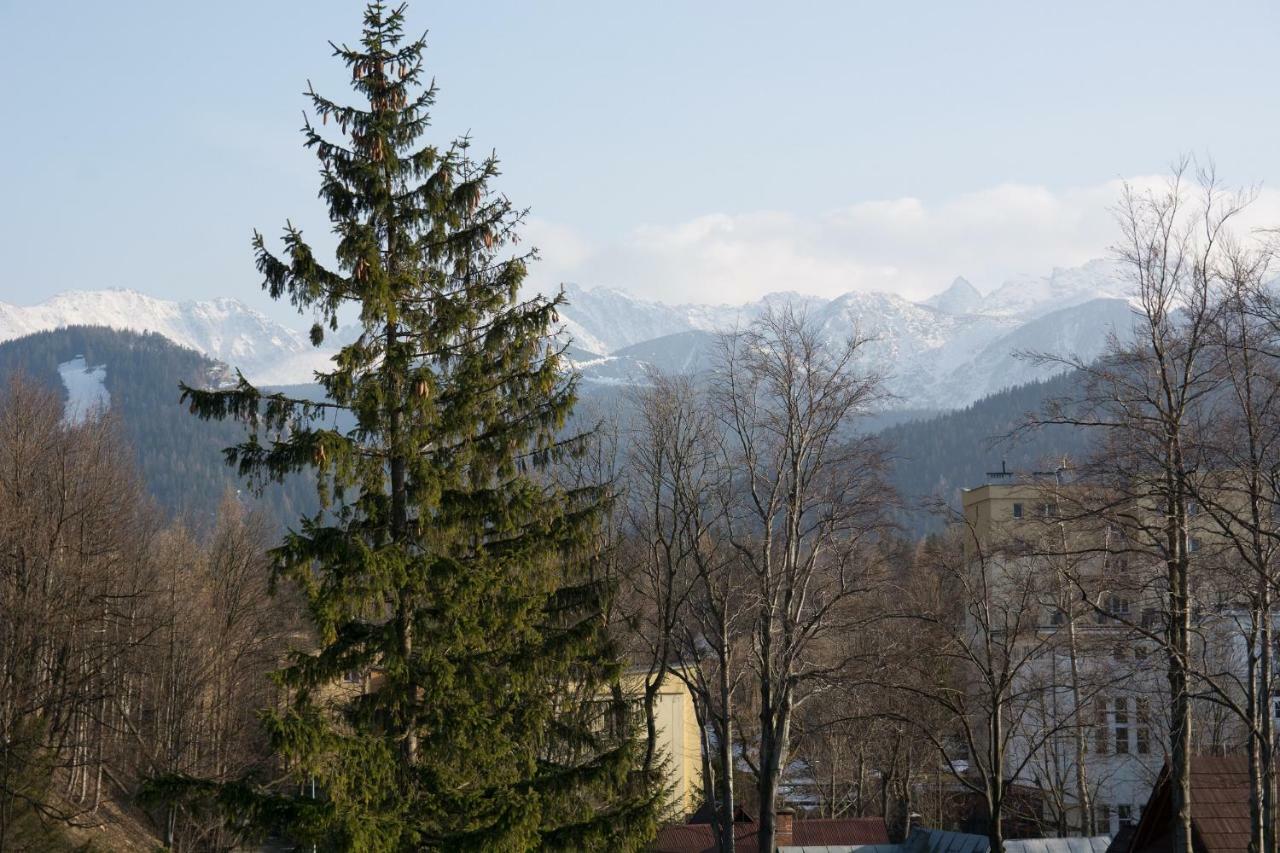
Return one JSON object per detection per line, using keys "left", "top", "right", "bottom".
{"left": 2, "top": 1, "right": 1277, "bottom": 320}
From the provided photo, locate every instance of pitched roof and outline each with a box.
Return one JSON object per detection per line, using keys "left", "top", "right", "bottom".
{"left": 1127, "top": 754, "right": 1261, "bottom": 853}
{"left": 1187, "top": 756, "right": 1252, "bottom": 853}
{"left": 650, "top": 823, "right": 716, "bottom": 853}
{"left": 651, "top": 816, "right": 890, "bottom": 853}
{"left": 796, "top": 819, "right": 893, "bottom": 846}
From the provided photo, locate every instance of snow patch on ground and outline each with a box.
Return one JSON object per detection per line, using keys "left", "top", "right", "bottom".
{"left": 58, "top": 356, "right": 109, "bottom": 423}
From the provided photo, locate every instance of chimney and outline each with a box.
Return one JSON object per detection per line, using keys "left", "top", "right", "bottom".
{"left": 776, "top": 807, "right": 795, "bottom": 847}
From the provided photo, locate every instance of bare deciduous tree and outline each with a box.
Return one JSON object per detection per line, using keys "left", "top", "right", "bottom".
{"left": 713, "top": 306, "right": 891, "bottom": 853}
{"left": 619, "top": 371, "right": 748, "bottom": 851}
{"left": 0, "top": 376, "right": 300, "bottom": 851}
{"left": 0, "top": 377, "right": 155, "bottom": 850}
{"left": 1032, "top": 162, "right": 1254, "bottom": 853}
{"left": 888, "top": 514, "right": 1113, "bottom": 853}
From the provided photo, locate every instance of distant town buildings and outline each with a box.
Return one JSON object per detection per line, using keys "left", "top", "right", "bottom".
{"left": 962, "top": 476, "right": 1277, "bottom": 839}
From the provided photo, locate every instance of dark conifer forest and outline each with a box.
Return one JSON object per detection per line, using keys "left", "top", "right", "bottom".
{"left": 0, "top": 327, "right": 318, "bottom": 526}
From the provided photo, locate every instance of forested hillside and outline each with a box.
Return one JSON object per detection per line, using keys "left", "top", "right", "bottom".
{"left": 0, "top": 326, "right": 316, "bottom": 526}
{"left": 0, "top": 324, "right": 1093, "bottom": 538}
{"left": 881, "top": 369, "right": 1090, "bottom": 530}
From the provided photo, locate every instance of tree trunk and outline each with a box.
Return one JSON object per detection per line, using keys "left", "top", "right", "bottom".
{"left": 1263, "top": 592, "right": 1275, "bottom": 853}
{"left": 757, "top": 692, "right": 793, "bottom": 853}
{"left": 642, "top": 676, "right": 662, "bottom": 775}
{"left": 758, "top": 749, "right": 779, "bottom": 853}
{"left": 386, "top": 318, "right": 417, "bottom": 767}
{"left": 1065, "top": 582, "right": 1092, "bottom": 836}
{"left": 717, "top": 652, "right": 735, "bottom": 853}
{"left": 988, "top": 786, "right": 1005, "bottom": 853}
{"left": 1257, "top": 577, "right": 1275, "bottom": 853}
{"left": 989, "top": 698, "right": 1005, "bottom": 853}
{"left": 1168, "top": 543, "right": 1193, "bottom": 853}
{"left": 1249, "top": 601, "right": 1264, "bottom": 853}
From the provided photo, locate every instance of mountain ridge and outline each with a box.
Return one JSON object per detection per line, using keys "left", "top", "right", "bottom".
{"left": 2, "top": 258, "right": 1136, "bottom": 410}
{"left": 0, "top": 288, "right": 311, "bottom": 384}
{"left": 0, "top": 324, "right": 1085, "bottom": 537}
{"left": 560, "top": 259, "right": 1135, "bottom": 408}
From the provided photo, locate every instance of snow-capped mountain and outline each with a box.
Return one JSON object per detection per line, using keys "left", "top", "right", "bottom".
{"left": 560, "top": 259, "right": 1136, "bottom": 409}
{"left": 0, "top": 258, "right": 1137, "bottom": 409}
{"left": 557, "top": 284, "right": 741, "bottom": 354}
{"left": 0, "top": 290, "right": 314, "bottom": 384}
{"left": 924, "top": 277, "right": 984, "bottom": 315}
{"left": 978, "top": 259, "right": 1133, "bottom": 318}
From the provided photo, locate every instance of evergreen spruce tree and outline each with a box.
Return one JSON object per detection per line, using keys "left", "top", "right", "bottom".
{"left": 165, "top": 3, "right": 660, "bottom": 849}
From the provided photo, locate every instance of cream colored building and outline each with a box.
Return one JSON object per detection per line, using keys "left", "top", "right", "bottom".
{"left": 958, "top": 474, "right": 1273, "bottom": 835}
{"left": 961, "top": 481, "right": 1056, "bottom": 556}
{"left": 623, "top": 668, "right": 705, "bottom": 818}
{"left": 960, "top": 479, "right": 1164, "bottom": 836}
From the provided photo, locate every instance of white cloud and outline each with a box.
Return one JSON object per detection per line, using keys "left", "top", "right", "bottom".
{"left": 523, "top": 177, "right": 1280, "bottom": 305}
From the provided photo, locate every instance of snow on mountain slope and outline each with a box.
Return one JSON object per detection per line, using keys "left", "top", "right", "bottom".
{"left": 978, "top": 259, "right": 1130, "bottom": 318}
{"left": 58, "top": 356, "right": 109, "bottom": 423}
{"left": 565, "top": 330, "right": 721, "bottom": 386}
{"left": 940, "top": 298, "right": 1135, "bottom": 403}
{"left": 565, "top": 285, "right": 1024, "bottom": 407}
{"left": 560, "top": 260, "right": 1131, "bottom": 356}
{"left": 557, "top": 284, "right": 844, "bottom": 354}
{"left": 0, "top": 290, "right": 314, "bottom": 383}
{"left": 925, "top": 277, "right": 984, "bottom": 315}
{"left": 563, "top": 259, "right": 1136, "bottom": 409}
{"left": 558, "top": 284, "right": 681, "bottom": 353}
{"left": 4, "top": 258, "right": 1137, "bottom": 410}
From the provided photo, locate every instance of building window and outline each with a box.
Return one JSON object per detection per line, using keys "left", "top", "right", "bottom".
{"left": 1189, "top": 537, "right": 1202, "bottom": 553}
{"left": 1096, "top": 803, "right": 1112, "bottom": 834}
{"left": 1108, "top": 595, "right": 1132, "bottom": 619}
{"left": 1187, "top": 500, "right": 1199, "bottom": 517}
{"left": 1134, "top": 697, "right": 1151, "bottom": 755}
{"left": 1039, "top": 502, "right": 1059, "bottom": 518}
{"left": 1114, "top": 698, "right": 1130, "bottom": 755}
{"left": 1100, "top": 595, "right": 1132, "bottom": 623}
{"left": 1012, "top": 503, "right": 1024, "bottom": 519}
{"left": 1118, "top": 805, "right": 1135, "bottom": 828}
{"left": 1093, "top": 702, "right": 1109, "bottom": 755}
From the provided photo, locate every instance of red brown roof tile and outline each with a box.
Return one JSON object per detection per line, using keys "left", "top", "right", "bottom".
{"left": 1128, "top": 755, "right": 1265, "bottom": 853}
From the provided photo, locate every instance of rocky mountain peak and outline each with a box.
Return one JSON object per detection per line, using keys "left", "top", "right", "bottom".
{"left": 925, "top": 276, "right": 984, "bottom": 315}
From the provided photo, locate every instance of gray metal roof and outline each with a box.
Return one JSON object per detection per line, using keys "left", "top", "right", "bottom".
{"left": 1005, "top": 837, "right": 1112, "bottom": 853}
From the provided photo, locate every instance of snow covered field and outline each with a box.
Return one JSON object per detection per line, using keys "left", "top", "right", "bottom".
{"left": 58, "top": 356, "right": 109, "bottom": 423}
